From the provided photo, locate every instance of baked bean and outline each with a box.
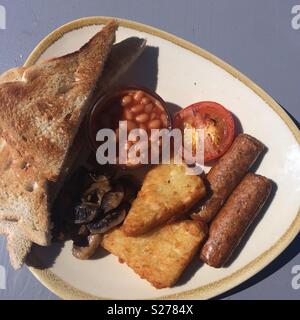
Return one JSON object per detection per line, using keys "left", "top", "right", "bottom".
{"left": 134, "top": 90, "right": 144, "bottom": 102}
{"left": 161, "top": 114, "right": 168, "bottom": 127}
{"left": 131, "top": 104, "right": 144, "bottom": 113}
{"left": 148, "top": 119, "right": 162, "bottom": 129}
{"left": 136, "top": 113, "right": 149, "bottom": 123}
{"left": 144, "top": 103, "right": 153, "bottom": 113}
{"left": 124, "top": 108, "right": 134, "bottom": 120}
{"left": 121, "top": 95, "right": 132, "bottom": 107}
{"left": 126, "top": 120, "right": 137, "bottom": 131}
{"left": 150, "top": 113, "right": 157, "bottom": 120}
{"left": 141, "top": 97, "right": 150, "bottom": 105}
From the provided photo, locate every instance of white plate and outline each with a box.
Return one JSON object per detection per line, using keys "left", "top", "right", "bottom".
{"left": 26, "top": 17, "right": 300, "bottom": 300}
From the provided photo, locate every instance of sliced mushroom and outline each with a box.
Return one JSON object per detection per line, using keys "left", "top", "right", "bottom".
{"left": 83, "top": 174, "right": 112, "bottom": 205}
{"left": 101, "top": 184, "right": 125, "bottom": 214}
{"left": 88, "top": 203, "right": 130, "bottom": 234}
{"left": 74, "top": 203, "right": 100, "bottom": 224}
{"left": 72, "top": 234, "right": 103, "bottom": 260}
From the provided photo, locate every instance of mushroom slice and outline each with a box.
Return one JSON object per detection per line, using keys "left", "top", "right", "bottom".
{"left": 88, "top": 204, "right": 130, "bottom": 234}
{"left": 101, "top": 184, "right": 125, "bottom": 214}
{"left": 72, "top": 234, "right": 103, "bottom": 260}
{"left": 74, "top": 203, "right": 100, "bottom": 224}
{"left": 83, "top": 174, "right": 112, "bottom": 205}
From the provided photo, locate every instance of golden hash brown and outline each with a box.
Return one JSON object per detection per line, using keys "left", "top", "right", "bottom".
{"left": 123, "top": 163, "right": 206, "bottom": 236}
{"left": 101, "top": 220, "right": 207, "bottom": 289}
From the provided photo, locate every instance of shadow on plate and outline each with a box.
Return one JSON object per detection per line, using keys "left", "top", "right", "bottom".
{"left": 233, "top": 112, "right": 244, "bottom": 136}
{"left": 116, "top": 45, "right": 159, "bottom": 92}
{"left": 27, "top": 242, "right": 65, "bottom": 269}
{"left": 166, "top": 102, "right": 181, "bottom": 118}
{"left": 175, "top": 255, "right": 204, "bottom": 287}
{"left": 27, "top": 241, "right": 110, "bottom": 268}
{"left": 89, "top": 247, "right": 110, "bottom": 260}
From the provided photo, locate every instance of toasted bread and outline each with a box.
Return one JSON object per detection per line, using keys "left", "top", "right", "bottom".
{"left": 0, "top": 138, "right": 50, "bottom": 244}
{"left": 0, "top": 21, "right": 117, "bottom": 181}
{"left": 102, "top": 220, "right": 206, "bottom": 289}
{"left": 0, "top": 21, "right": 117, "bottom": 241}
{"left": 0, "top": 28, "right": 148, "bottom": 268}
{"left": 123, "top": 163, "right": 206, "bottom": 236}
{"left": 0, "top": 220, "right": 32, "bottom": 269}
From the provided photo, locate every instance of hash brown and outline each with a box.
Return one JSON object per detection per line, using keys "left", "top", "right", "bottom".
{"left": 101, "top": 220, "right": 207, "bottom": 288}
{"left": 123, "top": 163, "right": 206, "bottom": 236}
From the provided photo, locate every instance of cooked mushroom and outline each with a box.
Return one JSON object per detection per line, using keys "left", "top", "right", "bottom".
{"left": 101, "top": 184, "right": 125, "bottom": 214}
{"left": 83, "top": 174, "right": 112, "bottom": 205}
{"left": 72, "top": 234, "right": 103, "bottom": 260}
{"left": 88, "top": 204, "right": 130, "bottom": 234}
{"left": 74, "top": 203, "right": 100, "bottom": 224}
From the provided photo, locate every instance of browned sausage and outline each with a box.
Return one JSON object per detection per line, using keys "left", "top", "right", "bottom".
{"left": 192, "top": 134, "right": 265, "bottom": 223}
{"left": 200, "top": 173, "right": 272, "bottom": 268}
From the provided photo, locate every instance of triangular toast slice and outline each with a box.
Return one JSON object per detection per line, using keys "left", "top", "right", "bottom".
{"left": 0, "top": 21, "right": 117, "bottom": 182}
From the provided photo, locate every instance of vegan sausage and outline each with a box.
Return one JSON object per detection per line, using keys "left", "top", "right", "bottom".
{"left": 200, "top": 173, "right": 272, "bottom": 268}
{"left": 192, "top": 134, "right": 265, "bottom": 223}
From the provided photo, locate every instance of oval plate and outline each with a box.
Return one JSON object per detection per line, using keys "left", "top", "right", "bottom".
{"left": 25, "top": 17, "right": 300, "bottom": 300}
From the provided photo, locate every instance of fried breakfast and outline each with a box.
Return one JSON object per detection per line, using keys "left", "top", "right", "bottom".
{"left": 102, "top": 220, "right": 207, "bottom": 289}
{"left": 0, "top": 19, "right": 275, "bottom": 289}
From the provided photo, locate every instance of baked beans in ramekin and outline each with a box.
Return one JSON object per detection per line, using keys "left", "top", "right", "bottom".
{"left": 86, "top": 85, "right": 172, "bottom": 168}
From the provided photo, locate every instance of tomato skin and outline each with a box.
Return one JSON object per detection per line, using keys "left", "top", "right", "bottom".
{"left": 174, "top": 101, "right": 236, "bottom": 162}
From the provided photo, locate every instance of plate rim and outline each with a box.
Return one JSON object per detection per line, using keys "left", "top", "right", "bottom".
{"left": 24, "top": 16, "right": 300, "bottom": 300}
